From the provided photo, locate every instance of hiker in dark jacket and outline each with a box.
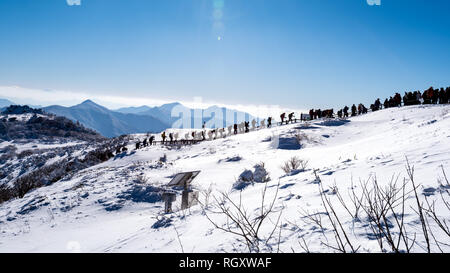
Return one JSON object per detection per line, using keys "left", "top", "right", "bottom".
{"left": 280, "top": 113, "right": 286, "bottom": 125}
{"left": 351, "top": 104, "right": 357, "bottom": 116}
{"left": 161, "top": 132, "right": 166, "bottom": 144}
{"left": 267, "top": 117, "right": 272, "bottom": 128}
{"left": 343, "top": 106, "right": 349, "bottom": 118}
{"left": 288, "top": 112, "right": 295, "bottom": 123}
{"left": 149, "top": 135, "right": 155, "bottom": 146}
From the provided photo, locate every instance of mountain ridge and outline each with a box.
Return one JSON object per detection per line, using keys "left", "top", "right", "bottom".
{"left": 43, "top": 100, "right": 169, "bottom": 138}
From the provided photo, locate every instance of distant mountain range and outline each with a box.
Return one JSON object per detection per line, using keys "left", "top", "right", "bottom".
{"left": 0, "top": 99, "right": 15, "bottom": 108}
{"left": 0, "top": 98, "right": 255, "bottom": 138}
{"left": 43, "top": 100, "right": 168, "bottom": 138}
{"left": 116, "top": 103, "right": 255, "bottom": 130}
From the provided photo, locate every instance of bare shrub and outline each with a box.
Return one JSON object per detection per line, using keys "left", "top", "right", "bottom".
{"left": 281, "top": 156, "right": 308, "bottom": 174}
{"left": 423, "top": 165, "right": 450, "bottom": 250}
{"left": 295, "top": 132, "right": 310, "bottom": 143}
{"left": 253, "top": 162, "right": 270, "bottom": 183}
{"left": 298, "top": 162, "right": 450, "bottom": 253}
{"left": 135, "top": 174, "right": 149, "bottom": 184}
{"left": 199, "top": 181, "right": 283, "bottom": 253}
{"left": 314, "top": 170, "right": 359, "bottom": 253}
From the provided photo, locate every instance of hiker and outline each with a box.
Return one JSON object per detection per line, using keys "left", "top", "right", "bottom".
{"left": 439, "top": 88, "right": 447, "bottom": 104}
{"left": 233, "top": 123, "right": 238, "bottom": 134}
{"left": 267, "top": 117, "right": 272, "bottom": 128}
{"left": 288, "top": 112, "right": 295, "bottom": 123}
{"left": 260, "top": 119, "right": 266, "bottom": 129}
{"left": 309, "top": 109, "right": 314, "bottom": 120}
{"left": 149, "top": 135, "right": 155, "bottom": 146}
{"left": 251, "top": 119, "right": 257, "bottom": 130}
{"left": 394, "top": 93, "right": 402, "bottom": 107}
{"left": 343, "top": 106, "right": 349, "bottom": 118}
{"left": 227, "top": 125, "right": 233, "bottom": 136}
{"left": 447, "top": 87, "right": 450, "bottom": 103}
{"left": 374, "top": 98, "right": 381, "bottom": 111}
{"left": 135, "top": 141, "right": 141, "bottom": 150}
{"left": 142, "top": 138, "right": 148, "bottom": 147}
{"left": 239, "top": 122, "right": 245, "bottom": 133}
{"left": 403, "top": 92, "right": 409, "bottom": 106}
{"left": 351, "top": 104, "right": 357, "bottom": 117}
{"left": 383, "top": 98, "right": 389, "bottom": 109}
{"left": 362, "top": 104, "right": 368, "bottom": 114}
{"left": 415, "top": 91, "right": 422, "bottom": 105}
{"left": 161, "top": 132, "right": 166, "bottom": 144}
{"left": 432, "top": 88, "right": 439, "bottom": 104}
{"left": 280, "top": 113, "right": 286, "bottom": 125}
{"left": 169, "top": 132, "right": 174, "bottom": 144}
{"left": 244, "top": 121, "right": 250, "bottom": 133}
{"left": 337, "top": 109, "right": 343, "bottom": 118}
{"left": 323, "top": 109, "right": 333, "bottom": 118}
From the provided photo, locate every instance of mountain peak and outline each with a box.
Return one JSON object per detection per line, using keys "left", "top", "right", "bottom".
{"left": 81, "top": 99, "right": 96, "bottom": 105}
{"left": 74, "top": 99, "right": 110, "bottom": 113}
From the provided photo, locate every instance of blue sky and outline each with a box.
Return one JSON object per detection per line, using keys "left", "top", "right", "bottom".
{"left": 0, "top": 0, "right": 449, "bottom": 112}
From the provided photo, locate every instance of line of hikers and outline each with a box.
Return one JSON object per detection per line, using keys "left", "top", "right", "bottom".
{"left": 132, "top": 86, "right": 450, "bottom": 149}
{"left": 309, "top": 86, "right": 450, "bottom": 121}
{"left": 369, "top": 86, "right": 450, "bottom": 112}
{"left": 133, "top": 113, "right": 297, "bottom": 149}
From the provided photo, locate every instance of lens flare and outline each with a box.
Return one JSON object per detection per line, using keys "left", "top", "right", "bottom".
{"left": 212, "top": 0, "right": 225, "bottom": 41}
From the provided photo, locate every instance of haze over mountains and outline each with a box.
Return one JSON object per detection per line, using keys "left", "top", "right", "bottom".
{"left": 43, "top": 100, "right": 168, "bottom": 138}
{"left": 0, "top": 98, "right": 255, "bottom": 138}
{"left": 0, "top": 99, "right": 15, "bottom": 108}
{"left": 116, "top": 103, "right": 256, "bottom": 131}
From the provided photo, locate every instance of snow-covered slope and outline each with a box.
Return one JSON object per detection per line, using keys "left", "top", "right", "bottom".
{"left": 1, "top": 104, "right": 449, "bottom": 253}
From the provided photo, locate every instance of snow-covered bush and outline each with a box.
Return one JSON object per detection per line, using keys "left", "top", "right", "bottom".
{"left": 233, "top": 163, "right": 270, "bottom": 190}
{"left": 239, "top": 170, "right": 254, "bottom": 182}
{"left": 253, "top": 163, "right": 270, "bottom": 183}
{"left": 159, "top": 154, "right": 167, "bottom": 163}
